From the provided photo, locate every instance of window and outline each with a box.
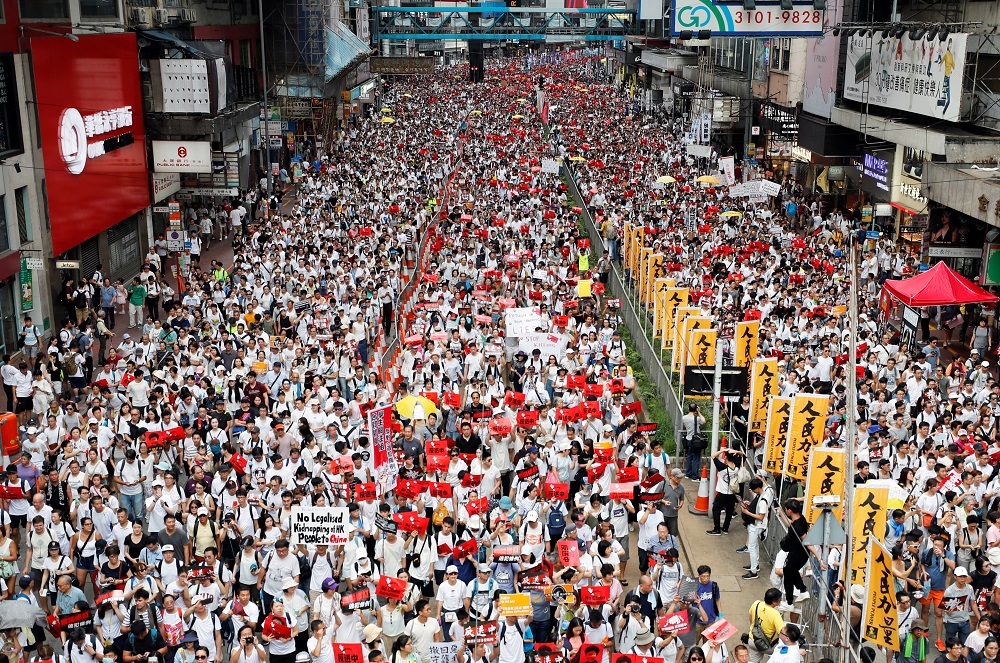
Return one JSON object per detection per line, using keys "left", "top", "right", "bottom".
{"left": 18, "top": 0, "right": 70, "bottom": 19}
{"left": 0, "top": 197, "right": 10, "bottom": 254}
{"left": 240, "top": 39, "right": 252, "bottom": 67}
{"left": 770, "top": 38, "right": 791, "bottom": 72}
{"left": 80, "top": 0, "right": 120, "bottom": 19}
{"left": 0, "top": 54, "right": 23, "bottom": 159}
{"left": 14, "top": 187, "right": 30, "bottom": 245}
{"left": 711, "top": 37, "right": 750, "bottom": 73}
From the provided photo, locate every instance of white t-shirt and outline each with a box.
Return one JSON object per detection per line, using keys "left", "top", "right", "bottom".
{"left": 308, "top": 634, "right": 335, "bottom": 663}
{"left": 404, "top": 617, "right": 441, "bottom": 663}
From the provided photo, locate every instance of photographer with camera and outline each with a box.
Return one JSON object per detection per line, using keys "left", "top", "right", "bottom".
{"left": 229, "top": 626, "right": 266, "bottom": 663}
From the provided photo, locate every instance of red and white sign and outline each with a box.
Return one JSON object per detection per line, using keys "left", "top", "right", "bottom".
{"left": 32, "top": 34, "right": 150, "bottom": 256}
{"left": 152, "top": 140, "right": 212, "bottom": 173}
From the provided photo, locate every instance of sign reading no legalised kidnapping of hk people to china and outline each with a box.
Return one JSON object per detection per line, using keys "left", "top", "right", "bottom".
{"left": 290, "top": 507, "right": 350, "bottom": 546}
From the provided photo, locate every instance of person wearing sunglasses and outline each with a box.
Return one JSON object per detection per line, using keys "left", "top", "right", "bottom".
{"left": 766, "top": 624, "right": 802, "bottom": 663}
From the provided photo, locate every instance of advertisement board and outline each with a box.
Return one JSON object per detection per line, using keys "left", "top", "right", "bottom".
{"left": 801, "top": 0, "right": 842, "bottom": 119}
{"left": 32, "top": 34, "right": 150, "bottom": 256}
{"left": 843, "top": 33, "right": 968, "bottom": 122}
{"left": 152, "top": 140, "right": 212, "bottom": 173}
{"left": 860, "top": 150, "right": 893, "bottom": 198}
{"left": 671, "top": 0, "right": 824, "bottom": 36}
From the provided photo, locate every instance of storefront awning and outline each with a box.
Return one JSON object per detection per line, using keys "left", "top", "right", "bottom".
{"left": 884, "top": 262, "right": 998, "bottom": 307}
{"left": 325, "top": 23, "right": 372, "bottom": 82}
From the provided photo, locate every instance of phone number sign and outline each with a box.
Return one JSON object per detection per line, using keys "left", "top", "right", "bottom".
{"left": 671, "top": 0, "right": 824, "bottom": 36}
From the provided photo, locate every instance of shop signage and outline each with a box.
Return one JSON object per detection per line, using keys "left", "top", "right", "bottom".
{"left": 982, "top": 243, "right": 1000, "bottom": 286}
{"left": 24, "top": 258, "right": 43, "bottom": 270}
{"left": 899, "top": 181, "right": 926, "bottom": 204}
{"left": 844, "top": 33, "right": 969, "bottom": 122}
{"left": 152, "top": 140, "right": 212, "bottom": 173}
{"left": 153, "top": 206, "right": 169, "bottom": 213}
{"left": 152, "top": 172, "right": 181, "bottom": 202}
{"left": 758, "top": 101, "right": 799, "bottom": 136}
{"left": 32, "top": 34, "right": 150, "bottom": 256}
{"left": 369, "top": 57, "right": 434, "bottom": 74}
{"left": 0, "top": 53, "right": 24, "bottom": 159}
{"left": 928, "top": 246, "right": 983, "bottom": 258}
{"left": 178, "top": 187, "right": 238, "bottom": 196}
{"left": 790, "top": 145, "right": 812, "bottom": 162}
{"left": 55, "top": 261, "right": 80, "bottom": 270}
{"left": 19, "top": 259, "right": 32, "bottom": 313}
{"left": 861, "top": 151, "right": 892, "bottom": 197}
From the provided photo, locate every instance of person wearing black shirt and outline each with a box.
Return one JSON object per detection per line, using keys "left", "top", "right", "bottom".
{"left": 121, "top": 620, "right": 167, "bottom": 663}
{"left": 779, "top": 500, "right": 825, "bottom": 606}
{"left": 43, "top": 468, "right": 70, "bottom": 516}
{"left": 455, "top": 422, "right": 482, "bottom": 455}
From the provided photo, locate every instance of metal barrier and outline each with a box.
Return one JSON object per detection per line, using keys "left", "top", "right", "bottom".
{"left": 562, "top": 162, "right": 684, "bottom": 456}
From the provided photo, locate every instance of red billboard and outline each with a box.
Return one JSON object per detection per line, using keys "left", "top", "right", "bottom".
{"left": 32, "top": 34, "right": 150, "bottom": 256}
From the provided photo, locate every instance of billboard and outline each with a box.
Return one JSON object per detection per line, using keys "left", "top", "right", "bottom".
{"left": 32, "top": 34, "right": 150, "bottom": 257}
{"left": 843, "top": 32, "right": 968, "bottom": 122}
{"left": 801, "top": 0, "right": 843, "bottom": 118}
{"left": 671, "top": 0, "right": 824, "bottom": 36}
{"left": 368, "top": 57, "right": 435, "bottom": 74}
{"left": 152, "top": 140, "right": 212, "bottom": 173}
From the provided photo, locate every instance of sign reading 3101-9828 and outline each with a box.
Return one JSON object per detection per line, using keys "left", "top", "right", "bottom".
{"left": 670, "top": 0, "right": 824, "bottom": 36}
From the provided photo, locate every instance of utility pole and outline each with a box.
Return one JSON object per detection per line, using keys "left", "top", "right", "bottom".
{"left": 258, "top": 0, "right": 274, "bottom": 195}
{"left": 840, "top": 239, "right": 860, "bottom": 663}
{"left": 707, "top": 336, "right": 723, "bottom": 512}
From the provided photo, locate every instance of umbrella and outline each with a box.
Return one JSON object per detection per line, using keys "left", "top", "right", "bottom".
{"left": 403, "top": 94, "right": 412, "bottom": 98}
{"left": 470, "top": 110, "right": 483, "bottom": 115}
{"left": 696, "top": 175, "right": 720, "bottom": 184}
{"left": 513, "top": 115, "right": 524, "bottom": 119}
{"left": 516, "top": 98, "right": 527, "bottom": 102}
{"left": 0, "top": 601, "right": 43, "bottom": 630}
{"left": 380, "top": 117, "right": 395, "bottom": 124}
{"left": 381, "top": 107, "right": 392, "bottom": 113}
{"left": 395, "top": 395, "right": 438, "bottom": 419}
{"left": 720, "top": 211, "right": 743, "bottom": 218}
{"left": 569, "top": 156, "right": 586, "bottom": 162}
{"left": 656, "top": 175, "right": 676, "bottom": 184}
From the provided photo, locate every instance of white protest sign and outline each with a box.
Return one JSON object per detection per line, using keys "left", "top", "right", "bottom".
{"left": 541, "top": 159, "right": 561, "bottom": 175}
{"left": 517, "top": 332, "right": 568, "bottom": 358}
{"left": 428, "top": 642, "right": 460, "bottom": 663}
{"left": 290, "top": 507, "right": 350, "bottom": 546}
{"left": 758, "top": 180, "right": 781, "bottom": 197}
{"left": 718, "top": 156, "right": 735, "bottom": 186}
{"left": 505, "top": 307, "right": 543, "bottom": 337}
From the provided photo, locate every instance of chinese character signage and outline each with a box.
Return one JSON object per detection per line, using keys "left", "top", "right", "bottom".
{"left": 734, "top": 321, "right": 759, "bottom": 367}
{"left": 864, "top": 538, "right": 900, "bottom": 651}
{"left": 763, "top": 397, "right": 792, "bottom": 475}
{"left": 843, "top": 33, "right": 968, "bottom": 122}
{"left": 687, "top": 328, "right": 717, "bottom": 368}
{"left": 659, "top": 289, "right": 689, "bottom": 350}
{"left": 369, "top": 57, "right": 435, "bottom": 74}
{"left": 851, "top": 484, "right": 889, "bottom": 585}
{"left": 19, "top": 259, "right": 32, "bottom": 312}
{"left": 804, "top": 447, "right": 844, "bottom": 524}
{"left": 651, "top": 278, "right": 674, "bottom": 339}
{"left": 749, "top": 358, "right": 778, "bottom": 434}
{"left": 783, "top": 393, "right": 829, "bottom": 481}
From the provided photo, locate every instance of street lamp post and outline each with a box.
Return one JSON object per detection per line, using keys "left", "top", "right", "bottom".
{"left": 258, "top": 0, "right": 274, "bottom": 195}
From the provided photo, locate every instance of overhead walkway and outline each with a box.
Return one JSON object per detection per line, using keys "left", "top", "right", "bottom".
{"left": 373, "top": 7, "right": 638, "bottom": 41}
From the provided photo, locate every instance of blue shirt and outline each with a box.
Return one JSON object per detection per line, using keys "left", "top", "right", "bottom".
{"left": 55, "top": 585, "right": 87, "bottom": 614}
{"left": 923, "top": 548, "right": 954, "bottom": 590}
{"left": 697, "top": 580, "right": 719, "bottom": 624}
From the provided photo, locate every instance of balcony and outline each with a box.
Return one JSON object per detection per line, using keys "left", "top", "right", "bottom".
{"left": 233, "top": 65, "right": 260, "bottom": 102}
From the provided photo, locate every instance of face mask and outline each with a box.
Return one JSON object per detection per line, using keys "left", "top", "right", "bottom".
{"left": 104, "top": 658, "right": 115, "bottom": 663}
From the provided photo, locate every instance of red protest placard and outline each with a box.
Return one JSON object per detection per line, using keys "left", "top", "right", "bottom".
{"left": 376, "top": 575, "right": 409, "bottom": 601}
{"left": 443, "top": 392, "right": 462, "bottom": 409}
{"left": 581, "top": 585, "right": 611, "bottom": 606}
{"left": 567, "top": 375, "right": 586, "bottom": 390}
{"left": 609, "top": 483, "right": 635, "bottom": 500}
{"left": 493, "top": 545, "right": 521, "bottom": 563}
{"left": 429, "top": 482, "right": 452, "bottom": 499}
{"left": 354, "top": 482, "right": 377, "bottom": 502}
{"left": 454, "top": 538, "right": 478, "bottom": 559}
{"left": 701, "top": 619, "right": 739, "bottom": 644}
{"left": 610, "top": 379, "right": 625, "bottom": 394}
{"left": 640, "top": 472, "right": 664, "bottom": 489}
{"left": 392, "top": 512, "right": 430, "bottom": 533}
{"left": 505, "top": 391, "right": 526, "bottom": 408}
{"left": 464, "top": 621, "right": 499, "bottom": 645}
{"left": 621, "top": 401, "right": 643, "bottom": 417}
{"left": 334, "top": 643, "right": 365, "bottom": 663}
{"left": 582, "top": 400, "right": 601, "bottom": 418}
{"left": 587, "top": 464, "right": 607, "bottom": 484}
{"left": 517, "top": 410, "right": 539, "bottom": 426}
{"left": 578, "top": 643, "right": 605, "bottom": 663}
{"left": 490, "top": 418, "right": 513, "bottom": 436}
{"left": 466, "top": 496, "right": 489, "bottom": 515}
{"left": 420, "top": 392, "right": 440, "bottom": 406}
{"left": 395, "top": 479, "right": 424, "bottom": 499}
{"left": 516, "top": 465, "right": 539, "bottom": 481}
{"left": 594, "top": 446, "right": 614, "bottom": 462}
{"left": 584, "top": 383, "right": 604, "bottom": 398}
{"left": 618, "top": 466, "right": 639, "bottom": 483}
{"left": 426, "top": 439, "right": 449, "bottom": 455}
{"left": 659, "top": 611, "right": 690, "bottom": 634}
{"left": 637, "top": 422, "right": 658, "bottom": 434}
{"left": 545, "top": 483, "right": 570, "bottom": 500}
{"left": 0, "top": 484, "right": 24, "bottom": 500}
{"left": 557, "top": 540, "right": 580, "bottom": 566}
{"left": 473, "top": 410, "right": 493, "bottom": 420}
{"left": 427, "top": 453, "right": 449, "bottom": 473}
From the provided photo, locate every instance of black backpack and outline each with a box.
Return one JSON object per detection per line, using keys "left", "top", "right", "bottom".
{"left": 74, "top": 291, "right": 87, "bottom": 309}
{"left": 547, "top": 509, "right": 566, "bottom": 540}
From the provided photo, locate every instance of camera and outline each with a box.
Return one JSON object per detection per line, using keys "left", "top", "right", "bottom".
{"left": 244, "top": 637, "right": 254, "bottom": 645}
{"left": 630, "top": 604, "right": 640, "bottom": 613}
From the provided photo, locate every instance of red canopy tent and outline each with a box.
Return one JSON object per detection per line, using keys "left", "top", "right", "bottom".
{"left": 883, "top": 262, "right": 998, "bottom": 306}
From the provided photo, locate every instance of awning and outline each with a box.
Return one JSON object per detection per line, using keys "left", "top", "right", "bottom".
{"left": 136, "top": 29, "right": 214, "bottom": 59}
{"left": 883, "top": 261, "right": 998, "bottom": 307}
{"left": 324, "top": 23, "right": 372, "bottom": 81}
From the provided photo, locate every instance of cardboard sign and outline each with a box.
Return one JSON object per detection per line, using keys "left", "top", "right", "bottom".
{"left": 340, "top": 588, "right": 372, "bottom": 611}
{"left": 429, "top": 643, "right": 460, "bottom": 663}
{"left": 584, "top": 383, "right": 604, "bottom": 398}
{"left": 443, "top": 392, "right": 462, "bottom": 408}
{"left": 375, "top": 514, "right": 398, "bottom": 534}
{"left": 490, "top": 418, "right": 513, "bottom": 436}
{"left": 536, "top": 645, "right": 566, "bottom": 663}
{"left": 618, "top": 466, "right": 639, "bottom": 483}
{"left": 609, "top": 483, "right": 635, "bottom": 500}
{"left": 587, "top": 463, "right": 608, "bottom": 484}
{"left": 427, "top": 453, "right": 449, "bottom": 473}
{"left": 516, "top": 465, "right": 540, "bottom": 480}
{"left": 426, "top": 439, "right": 449, "bottom": 455}
{"left": 701, "top": 618, "right": 739, "bottom": 644}
{"left": 581, "top": 585, "right": 611, "bottom": 606}
{"left": 499, "top": 593, "right": 533, "bottom": 616}
{"left": 659, "top": 611, "right": 690, "bottom": 634}
{"left": 545, "top": 483, "right": 570, "bottom": 500}
{"left": 621, "top": 401, "right": 643, "bottom": 416}
{"left": 517, "top": 410, "right": 540, "bottom": 426}
{"left": 464, "top": 621, "right": 499, "bottom": 645}
{"left": 567, "top": 375, "right": 587, "bottom": 390}
{"left": 354, "top": 482, "right": 377, "bottom": 502}
{"left": 594, "top": 445, "right": 614, "bottom": 462}
{"left": 0, "top": 484, "right": 25, "bottom": 500}
{"left": 577, "top": 643, "right": 605, "bottom": 663}
{"left": 582, "top": 401, "right": 602, "bottom": 418}
{"left": 545, "top": 584, "right": 575, "bottom": 603}
{"left": 334, "top": 643, "right": 365, "bottom": 663}
{"left": 454, "top": 538, "right": 478, "bottom": 559}
{"left": 396, "top": 479, "right": 425, "bottom": 499}
{"left": 637, "top": 422, "right": 658, "bottom": 433}
{"left": 609, "top": 379, "right": 625, "bottom": 393}
{"left": 461, "top": 474, "right": 484, "bottom": 488}
{"left": 557, "top": 540, "right": 580, "bottom": 566}
{"left": 493, "top": 545, "right": 521, "bottom": 563}
{"left": 376, "top": 575, "right": 409, "bottom": 601}
{"left": 46, "top": 610, "right": 93, "bottom": 637}
{"left": 429, "top": 482, "right": 453, "bottom": 498}
{"left": 521, "top": 570, "right": 551, "bottom": 592}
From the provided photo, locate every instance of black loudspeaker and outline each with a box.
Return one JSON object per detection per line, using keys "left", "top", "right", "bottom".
{"left": 469, "top": 42, "right": 484, "bottom": 83}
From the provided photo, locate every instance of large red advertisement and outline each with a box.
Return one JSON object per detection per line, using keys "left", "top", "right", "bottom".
{"left": 31, "top": 34, "right": 150, "bottom": 256}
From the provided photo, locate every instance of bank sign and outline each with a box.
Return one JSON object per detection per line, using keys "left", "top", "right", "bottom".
{"left": 843, "top": 32, "right": 969, "bottom": 122}
{"left": 670, "top": 0, "right": 824, "bottom": 36}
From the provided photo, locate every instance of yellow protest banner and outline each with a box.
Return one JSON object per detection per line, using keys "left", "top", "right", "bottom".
{"left": 763, "top": 396, "right": 792, "bottom": 475}
{"left": 645, "top": 253, "right": 663, "bottom": 304}
{"left": 783, "top": 393, "right": 829, "bottom": 481}
{"left": 851, "top": 484, "right": 889, "bottom": 585}
{"left": 748, "top": 358, "right": 778, "bottom": 434}
{"left": 734, "top": 321, "right": 760, "bottom": 367}
{"left": 577, "top": 279, "right": 592, "bottom": 298}
{"left": 660, "top": 289, "right": 689, "bottom": 351}
{"left": 675, "top": 315, "right": 712, "bottom": 372}
{"left": 638, "top": 248, "right": 653, "bottom": 304}
{"left": 498, "top": 593, "right": 533, "bottom": 616}
{"left": 651, "top": 279, "right": 673, "bottom": 339}
{"left": 864, "top": 538, "right": 900, "bottom": 652}
{"left": 803, "top": 447, "right": 845, "bottom": 524}
{"left": 687, "top": 328, "right": 717, "bottom": 368}
{"left": 624, "top": 224, "right": 635, "bottom": 271}
{"left": 669, "top": 306, "right": 700, "bottom": 361}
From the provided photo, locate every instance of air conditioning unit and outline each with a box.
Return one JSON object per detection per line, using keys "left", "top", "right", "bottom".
{"left": 180, "top": 8, "right": 196, "bottom": 21}
{"left": 153, "top": 8, "right": 170, "bottom": 23}
{"left": 130, "top": 6, "right": 152, "bottom": 25}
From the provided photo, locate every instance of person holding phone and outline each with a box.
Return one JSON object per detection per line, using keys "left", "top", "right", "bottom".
{"left": 123, "top": 621, "right": 168, "bottom": 663}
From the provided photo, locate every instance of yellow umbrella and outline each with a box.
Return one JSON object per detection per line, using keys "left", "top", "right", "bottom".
{"left": 516, "top": 98, "right": 527, "bottom": 102}
{"left": 512, "top": 114, "right": 524, "bottom": 119}
{"left": 720, "top": 211, "right": 743, "bottom": 218}
{"left": 656, "top": 175, "right": 676, "bottom": 184}
{"left": 403, "top": 94, "right": 412, "bottom": 98}
{"left": 696, "top": 175, "right": 720, "bottom": 184}
{"left": 395, "top": 395, "right": 438, "bottom": 419}
{"left": 380, "top": 117, "right": 395, "bottom": 123}
{"left": 569, "top": 156, "right": 586, "bottom": 162}
{"left": 381, "top": 107, "right": 392, "bottom": 113}
{"left": 470, "top": 110, "right": 483, "bottom": 115}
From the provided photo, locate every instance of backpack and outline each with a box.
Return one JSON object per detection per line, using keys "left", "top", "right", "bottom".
{"left": 64, "top": 354, "right": 78, "bottom": 376}
{"left": 128, "top": 604, "right": 160, "bottom": 642}
{"left": 74, "top": 291, "right": 87, "bottom": 309}
{"left": 547, "top": 509, "right": 566, "bottom": 540}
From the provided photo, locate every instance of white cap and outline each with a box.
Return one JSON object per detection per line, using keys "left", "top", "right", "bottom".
{"left": 526, "top": 511, "right": 539, "bottom": 523}
{"left": 446, "top": 565, "right": 459, "bottom": 574}
{"left": 151, "top": 479, "right": 165, "bottom": 488}
{"left": 197, "top": 507, "right": 209, "bottom": 516}
{"left": 162, "top": 544, "right": 174, "bottom": 552}
{"left": 282, "top": 577, "right": 298, "bottom": 590}
{"left": 955, "top": 566, "right": 970, "bottom": 577}
{"left": 26, "top": 427, "right": 37, "bottom": 435}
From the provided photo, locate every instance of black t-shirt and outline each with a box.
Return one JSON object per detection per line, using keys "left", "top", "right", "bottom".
{"left": 456, "top": 433, "right": 482, "bottom": 455}
{"left": 782, "top": 517, "right": 810, "bottom": 563}
{"left": 125, "top": 633, "right": 166, "bottom": 658}
{"left": 125, "top": 534, "right": 152, "bottom": 562}
{"left": 212, "top": 411, "right": 233, "bottom": 430}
